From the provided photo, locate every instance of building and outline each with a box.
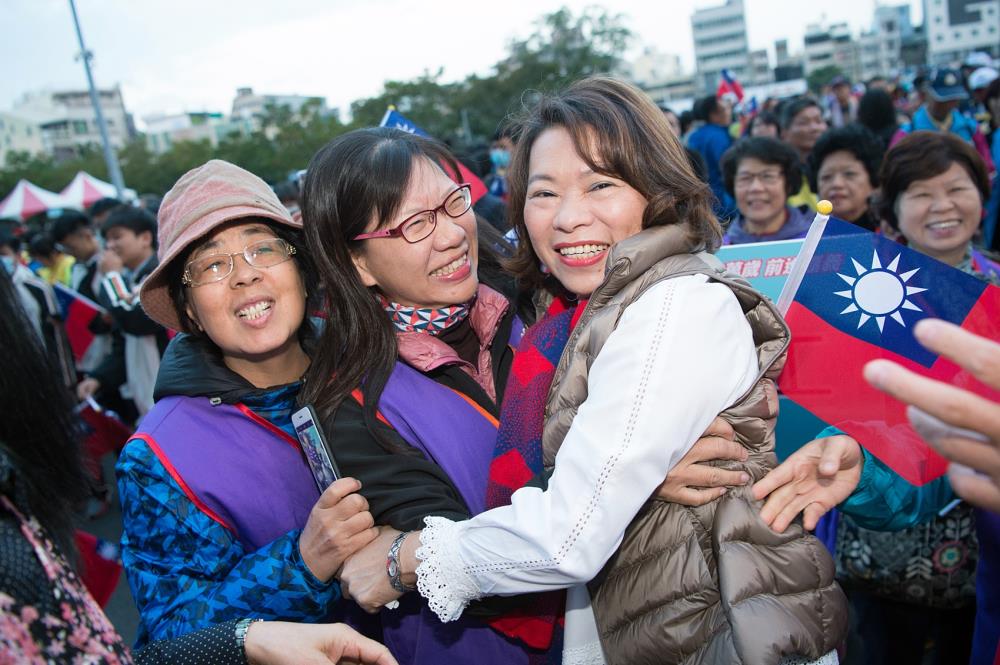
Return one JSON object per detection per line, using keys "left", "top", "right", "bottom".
{"left": 858, "top": 5, "right": 914, "bottom": 81}
{"left": 0, "top": 112, "right": 45, "bottom": 165}
{"left": 803, "top": 22, "right": 860, "bottom": 81}
{"left": 748, "top": 49, "right": 773, "bottom": 86}
{"left": 143, "top": 112, "right": 253, "bottom": 155}
{"left": 627, "top": 47, "right": 684, "bottom": 88}
{"left": 924, "top": 0, "right": 1000, "bottom": 64}
{"left": 10, "top": 87, "right": 134, "bottom": 161}
{"left": 641, "top": 76, "right": 698, "bottom": 107}
{"left": 231, "top": 87, "right": 328, "bottom": 126}
{"left": 691, "top": 0, "right": 751, "bottom": 95}
{"left": 774, "top": 39, "right": 806, "bottom": 82}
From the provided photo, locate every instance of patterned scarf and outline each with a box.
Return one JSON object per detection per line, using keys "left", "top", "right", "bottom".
{"left": 483, "top": 295, "right": 586, "bottom": 652}
{"left": 379, "top": 295, "right": 470, "bottom": 335}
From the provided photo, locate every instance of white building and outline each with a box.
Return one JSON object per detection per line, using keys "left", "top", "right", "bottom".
{"left": 143, "top": 112, "right": 253, "bottom": 155}
{"left": 803, "top": 22, "right": 860, "bottom": 81}
{"left": 10, "top": 87, "right": 134, "bottom": 161}
{"left": 627, "top": 47, "right": 684, "bottom": 88}
{"left": 691, "top": 0, "right": 751, "bottom": 95}
{"left": 231, "top": 87, "right": 328, "bottom": 126}
{"left": 858, "top": 5, "right": 914, "bottom": 81}
{"left": 0, "top": 112, "right": 45, "bottom": 166}
{"left": 924, "top": 0, "right": 1000, "bottom": 64}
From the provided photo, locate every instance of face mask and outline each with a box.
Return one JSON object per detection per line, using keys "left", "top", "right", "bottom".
{"left": 1, "top": 255, "right": 15, "bottom": 275}
{"left": 490, "top": 148, "right": 510, "bottom": 169}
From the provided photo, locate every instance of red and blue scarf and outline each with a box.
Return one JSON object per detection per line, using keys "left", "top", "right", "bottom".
{"left": 484, "top": 296, "right": 587, "bottom": 652}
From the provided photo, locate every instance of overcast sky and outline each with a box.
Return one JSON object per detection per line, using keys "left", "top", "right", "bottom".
{"left": 4, "top": 0, "right": 922, "bottom": 125}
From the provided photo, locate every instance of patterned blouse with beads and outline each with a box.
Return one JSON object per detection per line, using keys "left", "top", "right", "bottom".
{"left": 0, "top": 450, "right": 248, "bottom": 664}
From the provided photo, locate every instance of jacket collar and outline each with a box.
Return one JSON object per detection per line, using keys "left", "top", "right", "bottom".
{"left": 395, "top": 284, "right": 510, "bottom": 373}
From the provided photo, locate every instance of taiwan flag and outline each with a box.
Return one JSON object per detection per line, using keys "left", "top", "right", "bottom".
{"left": 53, "top": 283, "right": 105, "bottom": 363}
{"left": 379, "top": 108, "right": 489, "bottom": 203}
{"left": 716, "top": 69, "right": 744, "bottom": 103}
{"left": 778, "top": 218, "right": 1000, "bottom": 485}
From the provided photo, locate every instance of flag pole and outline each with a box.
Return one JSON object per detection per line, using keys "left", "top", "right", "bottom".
{"left": 775, "top": 200, "right": 833, "bottom": 315}
{"left": 67, "top": 0, "right": 126, "bottom": 199}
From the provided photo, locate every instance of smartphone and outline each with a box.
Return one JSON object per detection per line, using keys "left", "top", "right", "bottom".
{"left": 291, "top": 405, "right": 342, "bottom": 493}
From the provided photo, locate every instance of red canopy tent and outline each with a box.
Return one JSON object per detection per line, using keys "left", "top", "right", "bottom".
{"left": 0, "top": 179, "right": 73, "bottom": 220}
{"left": 60, "top": 171, "right": 136, "bottom": 209}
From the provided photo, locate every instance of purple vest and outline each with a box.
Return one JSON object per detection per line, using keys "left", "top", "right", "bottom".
{"left": 132, "top": 395, "right": 318, "bottom": 551}
{"left": 344, "top": 322, "right": 543, "bottom": 665}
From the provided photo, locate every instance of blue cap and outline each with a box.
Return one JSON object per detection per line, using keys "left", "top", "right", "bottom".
{"left": 927, "top": 68, "right": 968, "bottom": 102}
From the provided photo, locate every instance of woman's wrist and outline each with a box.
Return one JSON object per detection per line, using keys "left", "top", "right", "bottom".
{"left": 399, "top": 530, "right": 421, "bottom": 588}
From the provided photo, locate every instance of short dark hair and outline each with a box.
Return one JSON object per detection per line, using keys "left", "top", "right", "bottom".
{"left": 875, "top": 131, "right": 990, "bottom": 230}
{"left": 780, "top": 96, "right": 822, "bottom": 130}
{"left": 87, "top": 197, "right": 122, "bottom": 219}
{"left": 807, "top": 124, "right": 884, "bottom": 190}
{"left": 28, "top": 233, "right": 58, "bottom": 258}
{"left": 166, "top": 220, "right": 315, "bottom": 340}
{"left": 49, "top": 210, "right": 92, "bottom": 242}
{"left": 101, "top": 206, "right": 157, "bottom": 247}
{"left": 272, "top": 180, "right": 299, "bottom": 203}
{"left": 721, "top": 136, "right": 803, "bottom": 197}
{"left": 857, "top": 89, "right": 897, "bottom": 133}
{"left": 693, "top": 95, "right": 720, "bottom": 122}
{"left": 745, "top": 111, "right": 779, "bottom": 136}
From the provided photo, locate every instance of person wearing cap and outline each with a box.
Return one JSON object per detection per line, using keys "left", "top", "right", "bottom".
{"left": 824, "top": 75, "right": 857, "bottom": 128}
{"left": 116, "top": 159, "right": 378, "bottom": 647}
{"left": 895, "top": 68, "right": 995, "bottom": 173}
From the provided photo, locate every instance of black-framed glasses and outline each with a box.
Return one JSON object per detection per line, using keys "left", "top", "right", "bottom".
{"left": 353, "top": 184, "right": 472, "bottom": 243}
{"left": 182, "top": 238, "right": 296, "bottom": 287}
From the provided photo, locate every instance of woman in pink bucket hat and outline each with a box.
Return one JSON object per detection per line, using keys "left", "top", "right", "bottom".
{"left": 116, "top": 159, "right": 379, "bottom": 646}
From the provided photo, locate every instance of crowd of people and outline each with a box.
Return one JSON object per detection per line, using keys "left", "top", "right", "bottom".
{"left": 1, "top": 58, "right": 999, "bottom": 665}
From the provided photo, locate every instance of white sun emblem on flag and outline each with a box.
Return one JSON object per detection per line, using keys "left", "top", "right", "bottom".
{"left": 833, "top": 251, "right": 927, "bottom": 331}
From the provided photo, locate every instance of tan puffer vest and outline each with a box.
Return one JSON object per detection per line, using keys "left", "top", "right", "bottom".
{"left": 541, "top": 224, "right": 847, "bottom": 665}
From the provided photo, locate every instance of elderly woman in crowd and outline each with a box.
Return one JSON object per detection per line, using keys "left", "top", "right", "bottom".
{"left": 117, "top": 160, "right": 377, "bottom": 645}
{"left": 720, "top": 136, "right": 814, "bottom": 244}
{"left": 808, "top": 124, "right": 884, "bottom": 230}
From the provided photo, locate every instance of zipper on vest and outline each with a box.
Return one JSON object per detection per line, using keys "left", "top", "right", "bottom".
{"left": 209, "top": 397, "right": 222, "bottom": 406}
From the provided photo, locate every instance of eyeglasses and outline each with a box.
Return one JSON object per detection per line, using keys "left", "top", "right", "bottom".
{"left": 734, "top": 170, "right": 783, "bottom": 188}
{"left": 182, "top": 238, "right": 296, "bottom": 287}
{"left": 353, "top": 184, "right": 472, "bottom": 243}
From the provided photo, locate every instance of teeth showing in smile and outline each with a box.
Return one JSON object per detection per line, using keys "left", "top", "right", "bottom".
{"left": 559, "top": 244, "right": 609, "bottom": 258}
{"left": 927, "top": 220, "right": 960, "bottom": 230}
{"left": 238, "top": 302, "right": 272, "bottom": 320}
{"left": 431, "top": 254, "right": 467, "bottom": 277}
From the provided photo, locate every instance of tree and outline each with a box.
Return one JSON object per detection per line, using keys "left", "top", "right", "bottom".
{"left": 807, "top": 65, "right": 844, "bottom": 95}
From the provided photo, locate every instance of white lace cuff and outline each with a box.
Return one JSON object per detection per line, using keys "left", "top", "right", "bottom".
{"left": 415, "top": 515, "right": 482, "bottom": 622}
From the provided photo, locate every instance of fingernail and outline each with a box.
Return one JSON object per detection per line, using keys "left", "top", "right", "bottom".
{"left": 864, "top": 361, "right": 887, "bottom": 387}
{"left": 718, "top": 487, "right": 727, "bottom": 496}
{"left": 914, "top": 319, "right": 940, "bottom": 344}
{"left": 740, "top": 473, "right": 751, "bottom": 485}
{"left": 820, "top": 462, "right": 836, "bottom": 474}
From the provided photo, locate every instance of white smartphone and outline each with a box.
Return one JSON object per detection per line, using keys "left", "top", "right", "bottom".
{"left": 291, "top": 405, "right": 342, "bottom": 493}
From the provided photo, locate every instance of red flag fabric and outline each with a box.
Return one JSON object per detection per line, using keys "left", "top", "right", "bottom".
{"left": 778, "top": 219, "right": 1000, "bottom": 485}
{"left": 74, "top": 530, "right": 122, "bottom": 608}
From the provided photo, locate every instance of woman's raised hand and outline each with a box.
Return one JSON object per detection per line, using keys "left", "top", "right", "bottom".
{"left": 244, "top": 620, "right": 398, "bottom": 665}
{"left": 656, "top": 417, "right": 751, "bottom": 506}
{"left": 752, "top": 434, "right": 864, "bottom": 533}
{"left": 865, "top": 318, "right": 1000, "bottom": 513}
{"left": 299, "top": 478, "right": 378, "bottom": 583}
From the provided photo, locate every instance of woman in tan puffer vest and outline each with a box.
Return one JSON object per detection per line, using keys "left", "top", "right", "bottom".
{"left": 340, "top": 77, "right": 848, "bottom": 665}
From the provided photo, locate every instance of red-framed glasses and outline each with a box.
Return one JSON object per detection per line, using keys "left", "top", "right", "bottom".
{"left": 353, "top": 184, "right": 472, "bottom": 243}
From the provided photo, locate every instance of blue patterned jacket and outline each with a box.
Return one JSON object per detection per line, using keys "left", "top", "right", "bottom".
{"left": 117, "top": 336, "right": 340, "bottom": 647}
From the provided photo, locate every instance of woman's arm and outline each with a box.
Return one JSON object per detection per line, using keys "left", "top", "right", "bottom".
{"left": 117, "top": 440, "right": 342, "bottom": 645}
{"left": 410, "top": 275, "right": 759, "bottom": 619}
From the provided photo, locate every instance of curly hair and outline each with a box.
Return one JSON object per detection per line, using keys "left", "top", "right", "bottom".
{"left": 720, "top": 137, "right": 802, "bottom": 198}
{"left": 807, "top": 124, "right": 884, "bottom": 191}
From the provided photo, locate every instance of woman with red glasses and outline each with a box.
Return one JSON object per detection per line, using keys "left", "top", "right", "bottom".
{"left": 297, "top": 126, "right": 744, "bottom": 664}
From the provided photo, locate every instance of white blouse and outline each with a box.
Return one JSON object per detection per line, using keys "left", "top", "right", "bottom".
{"left": 415, "top": 275, "right": 764, "bottom": 657}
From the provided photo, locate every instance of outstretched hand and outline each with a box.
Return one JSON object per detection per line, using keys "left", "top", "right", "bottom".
{"left": 244, "top": 620, "right": 398, "bottom": 665}
{"left": 864, "top": 318, "right": 1000, "bottom": 513}
{"left": 752, "top": 434, "right": 863, "bottom": 533}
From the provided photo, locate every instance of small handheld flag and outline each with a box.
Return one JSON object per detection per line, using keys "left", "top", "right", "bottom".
{"left": 776, "top": 207, "right": 1000, "bottom": 485}
{"left": 52, "top": 283, "right": 105, "bottom": 363}
{"left": 379, "top": 109, "right": 488, "bottom": 203}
